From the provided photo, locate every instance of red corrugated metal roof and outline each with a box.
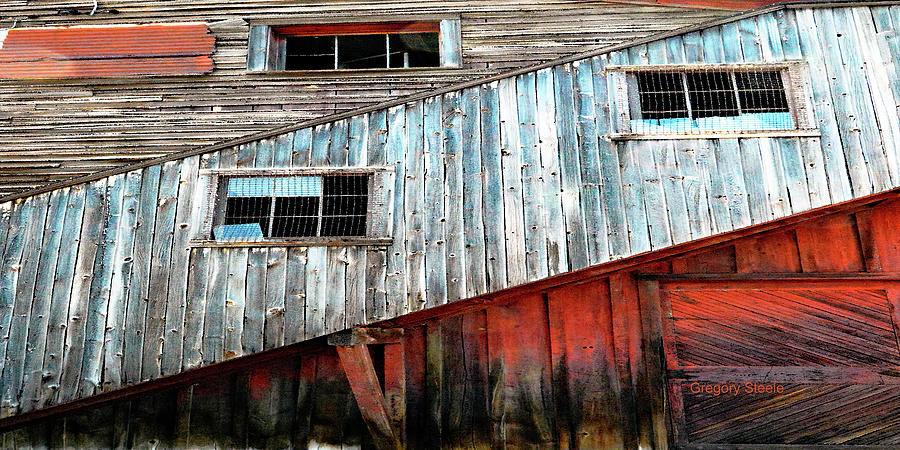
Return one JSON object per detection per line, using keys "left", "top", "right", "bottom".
{"left": 0, "top": 23, "right": 214, "bottom": 79}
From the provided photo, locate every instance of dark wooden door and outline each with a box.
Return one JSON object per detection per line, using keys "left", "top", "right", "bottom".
{"left": 653, "top": 277, "right": 900, "bottom": 448}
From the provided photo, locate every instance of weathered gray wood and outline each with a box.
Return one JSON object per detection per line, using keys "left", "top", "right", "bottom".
{"left": 365, "top": 110, "right": 389, "bottom": 321}
{"left": 552, "top": 63, "right": 591, "bottom": 269}
{"left": 738, "top": 139, "right": 774, "bottom": 223}
{"left": 283, "top": 248, "right": 307, "bottom": 344}
{"left": 460, "top": 87, "right": 488, "bottom": 296}
{"left": 224, "top": 249, "right": 249, "bottom": 359}
{"left": 344, "top": 247, "right": 366, "bottom": 328}
{"left": 479, "top": 81, "right": 509, "bottom": 291}
{"left": 632, "top": 140, "right": 672, "bottom": 249}
{"left": 0, "top": 192, "right": 49, "bottom": 417}
{"left": 161, "top": 155, "right": 202, "bottom": 377}
{"left": 572, "top": 59, "right": 610, "bottom": 266}
{"left": 424, "top": 95, "right": 447, "bottom": 308}
{"left": 405, "top": 102, "right": 427, "bottom": 311}
{"left": 99, "top": 171, "right": 143, "bottom": 392}
{"left": 202, "top": 249, "right": 229, "bottom": 365}
{"left": 38, "top": 186, "right": 86, "bottom": 410}
{"left": 793, "top": 8, "right": 852, "bottom": 203}
{"left": 498, "top": 77, "right": 528, "bottom": 287}
{"left": 141, "top": 161, "right": 181, "bottom": 381}
{"left": 384, "top": 105, "right": 408, "bottom": 318}
{"left": 58, "top": 179, "right": 107, "bottom": 404}
{"left": 536, "top": 68, "right": 569, "bottom": 274}
{"left": 182, "top": 248, "right": 210, "bottom": 370}
{"left": 325, "top": 247, "right": 347, "bottom": 334}
{"left": 292, "top": 127, "right": 313, "bottom": 168}
{"left": 244, "top": 248, "right": 267, "bottom": 354}
{"left": 304, "top": 247, "right": 327, "bottom": 339}
{"left": 18, "top": 189, "right": 67, "bottom": 413}
{"left": 264, "top": 248, "right": 288, "bottom": 350}
{"left": 442, "top": 91, "right": 466, "bottom": 303}
{"left": 515, "top": 72, "right": 549, "bottom": 283}
{"left": 715, "top": 139, "right": 752, "bottom": 229}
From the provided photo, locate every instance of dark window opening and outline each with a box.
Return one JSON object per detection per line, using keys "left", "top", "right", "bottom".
{"left": 686, "top": 71, "right": 739, "bottom": 118}
{"left": 637, "top": 71, "right": 688, "bottom": 120}
{"left": 735, "top": 71, "right": 790, "bottom": 113}
{"left": 216, "top": 174, "right": 369, "bottom": 240}
{"left": 274, "top": 22, "right": 440, "bottom": 70}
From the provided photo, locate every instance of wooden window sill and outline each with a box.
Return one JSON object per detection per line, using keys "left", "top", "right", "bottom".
{"left": 189, "top": 237, "right": 393, "bottom": 248}
{"left": 608, "top": 128, "right": 821, "bottom": 141}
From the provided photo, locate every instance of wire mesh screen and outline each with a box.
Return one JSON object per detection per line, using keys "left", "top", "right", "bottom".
{"left": 213, "top": 174, "right": 369, "bottom": 241}
{"left": 629, "top": 68, "right": 794, "bottom": 135}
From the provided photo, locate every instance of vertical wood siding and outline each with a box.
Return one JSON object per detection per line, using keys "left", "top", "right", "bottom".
{"left": 4, "top": 194, "right": 900, "bottom": 447}
{"left": 1, "top": 4, "right": 900, "bottom": 417}
{"left": 0, "top": 1, "right": 729, "bottom": 196}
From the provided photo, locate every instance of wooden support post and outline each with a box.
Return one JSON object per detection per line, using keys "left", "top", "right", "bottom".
{"left": 330, "top": 328, "right": 405, "bottom": 450}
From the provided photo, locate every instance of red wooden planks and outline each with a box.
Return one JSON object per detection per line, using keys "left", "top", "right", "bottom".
{"left": 794, "top": 214, "right": 866, "bottom": 272}
{"left": 856, "top": 199, "right": 900, "bottom": 271}
{"left": 0, "top": 23, "right": 214, "bottom": 79}
{"left": 733, "top": 230, "right": 802, "bottom": 273}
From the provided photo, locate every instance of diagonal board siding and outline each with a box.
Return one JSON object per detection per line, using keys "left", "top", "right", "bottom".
{"left": 1, "top": 4, "right": 900, "bottom": 417}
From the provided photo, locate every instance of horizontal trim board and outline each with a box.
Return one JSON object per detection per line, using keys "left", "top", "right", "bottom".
{"left": 189, "top": 237, "right": 393, "bottom": 248}
{"left": 201, "top": 166, "right": 394, "bottom": 176}
{"left": 608, "top": 129, "right": 821, "bottom": 140}
{"left": 273, "top": 21, "right": 440, "bottom": 37}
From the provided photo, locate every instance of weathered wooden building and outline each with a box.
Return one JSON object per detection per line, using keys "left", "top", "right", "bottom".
{"left": 2, "top": 0, "right": 900, "bottom": 447}
{"left": 0, "top": 0, "right": 740, "bottom": 196}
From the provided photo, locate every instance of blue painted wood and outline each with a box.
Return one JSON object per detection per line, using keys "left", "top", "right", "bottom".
{"left": 738, "top": 139, "right": 773, "bottom": 223}
{"left": 123, "top": 165, "right": 160, "bottom": 384}
{"left": 0, "top": 192, "right": 48, "bottom": 415}
{"left": 247, "top": 25, "right": 270, "bottom": 72}
{"left": 516, "top": 71, "right": 549, "bottom": 282}
{"left": 38, "top": 185, "right": 85, "bottom": 409}
{"left": 460, "top": 87, "right": 487, "bottom": 296}
{"left": 19, "top": 189, "right": 67, "bottom": 413}
{"left": 498, "top": 77, "right": 527, "bottom": 286}
{"left": 715, "top": 139, "right": 752, "bottom": 229}
{"left": 572, "top": 59, "right": 609, "bottom": 265}
{"left": 347, "top": 115, "right": 368, "bottom": 167}
{"left": 673, "top": 141, "right": 713, "bottom": 239}
{"left": 291, "top": 127, "right": 312, "bottom": 167}
{"left": 424, "top": 96, "right": 447, "bottom": 308}
{"left": 593, "top": 56, "right": 628, "bottom": 259}
{"left": 480, "top": 82, "right": 508, "bottom": 291}
{"left": 776, "top": 138, "right": 812, "bottom": 213}
{"left": 273, "top": 133, "right": 293, "bottom": 167}
{"left": 442, "top": 91, "right": 466, "bottom": 302}
{"left": 793, "top": 8, "right": 852, "bottom": 203}
{"left": 552, "top": 63, "right": 590, "bottom": 269}
{"left": 58, "top": 179, "right": 106, "bottom": 403}
{"left": 0, "top": 198, "right": 25, "bottom": 416}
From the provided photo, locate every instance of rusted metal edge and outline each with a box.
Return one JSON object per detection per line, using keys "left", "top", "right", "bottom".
{"left": 2, "top": 0, "right": 881, "bottom": 203}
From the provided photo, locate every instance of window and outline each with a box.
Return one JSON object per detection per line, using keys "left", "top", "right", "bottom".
{"left": 197, "top": 168, "right": 393, "bottom": 246}
{"left": 609, "top": 63, "right": 813, "bottom": 138}
{"left": 248, "top": 20, "right": 461, "bottom": 72}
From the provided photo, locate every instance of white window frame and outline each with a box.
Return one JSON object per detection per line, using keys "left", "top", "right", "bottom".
{"left": 605, "top": 61, "right": 818, "bottom": 140}
{"left": 192, "top": 166, "right": 394, "bottom": 247}
{"left": 247, "top": 18, "right": 461, "bottom": 72}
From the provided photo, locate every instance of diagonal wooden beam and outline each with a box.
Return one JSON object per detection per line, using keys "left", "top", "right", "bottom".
{"left": 333, "top": 339, "right": 403, "bottom": 450}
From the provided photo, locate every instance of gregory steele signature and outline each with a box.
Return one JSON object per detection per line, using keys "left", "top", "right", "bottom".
{"left": 689, "top": 382, "right": 785, "bottom": 396}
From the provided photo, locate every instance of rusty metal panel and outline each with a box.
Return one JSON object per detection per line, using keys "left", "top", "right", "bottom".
{"left": 0, "top": 23, "right": 214, "bottom": 79}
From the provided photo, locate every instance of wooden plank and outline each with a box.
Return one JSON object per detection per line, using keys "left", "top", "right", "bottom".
{"left": 671, "top": 245, "right": 737, "bottom": 274}
{"left": 346, "top": 116, "right": 369, "bottom": 327}
{"left": 304, "top": 247, "right": 327, "bottom": 339}
{"left": 733, "top": 229, "right": 801, "bottom": 273}
{"left": 57, "top": 179, "right": 106, "bottom": 404}
{"left": 716, "top": 139, "right": 752, "bottom": 229}
{"left": 18, "top": 189, "right": 68, "bottom": 413}
{"left": 485, "top": 294, "right": 555, "bottom": 447}
{"left": 635, "top": 139, "right": 673, "bottom": 250}
{"left": 498, "top": 77, "right": 528, "bottom": 286}
{"left": 460, "top": 87, "right": 488, "bottom": 296}
{"left": 201, "top": 249, "right": 228, "bottom": 365}
{"left": 243, "top": 247, "right": 267, "bottom": 354}
{"left": 739, "top": 138, "right": 774, "bottom": 223}
{"left": 119, "top": 170, "right": 155, "bottom": 383}
{"left": 291, "top": 127, "right": 313, "bottom": 168}
{"left": 536, "top": 67, "right": 570, "bottom": 273}
{"left": 385, "top": 105, "right": 408, "bottom": 318}
{"left": 795, "top": 214, "right": 866, "bottom": 272}
{"left": 424, "top": 95, "right": 447, "bottom": 308}
{"left": 516, "top": 71, "right": 550, "bottom": 282}
{"left": 325, "top": 248, "right": 347, "bottom": 334}
{"left": 425, "top": 323, "right": 443, "bottom": 448}
{"left": 792, "top": 9, "right": 852, "bottom": 203}
{"left": 480, "top": 81, "right": 509, "bottom": 291}
{"left": 552, "top": 63, "right": 591, "bottom": 268}
{"left": 141, "top": 161, "right": 181, "bottom": 381}
{"left": 547, "top": 280, "right": 626, "bottom": 448}
{"left": 336, "top": 344, "right": 402, "bottom": 449}
{"left": 674, "top": 140, "right": 714, "bottom": 240}
{"left": 0, "top": 192, "right": 49, "bottom": 416}
{"left": 635, "top": 278, "right": 669, "bottom": 450}
{"left": 100, "top": 171, "right": 142, "bottom": 391}
{"left": 442, "top": 91, "right": 466, "bottom": 303}
{"left": 182, "top": 249, "right": 210, "bottom": 370}
{"left": 161, "top": 155, "right": 201, "bottom": 376}
{"left": 224, "top": 248, "right": 249, "bottom": 359}
{"left": 383, "top": 342, "right": 406, "bottom": 444}
{"left": 671, "top": 366, "right": 900, "bottom": 385}
{"left": 283, "top": 248, "right": 308, "bottom": 344}
{"left": 406, "top": 101, "right": 427, "bottom": 311}
{"left": 38, "top": 185, "right": 86, "bottom": 410}
{"left": 572, "top": 59, "right": 610, "bottom": 265}
{"left": 366, "top": 110, "right": 389, "bottom": 321}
